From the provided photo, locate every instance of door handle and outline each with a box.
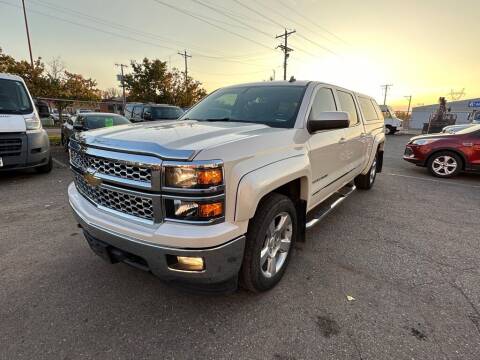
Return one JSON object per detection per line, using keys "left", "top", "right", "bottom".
{"left": 338, "top": 137, "right": 347, "bottom": 144}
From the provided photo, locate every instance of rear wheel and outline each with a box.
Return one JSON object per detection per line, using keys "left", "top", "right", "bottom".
{"left": 354, "top": 154, "right": 377, "bottom": 190}
{"left": 240, "top": 193, "right": 297, "bottom": 292}
{"left": 427, "top": 151, "right": 462, "bottom": 178}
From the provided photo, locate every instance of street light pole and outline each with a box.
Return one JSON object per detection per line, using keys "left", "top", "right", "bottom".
{"left": 21, "top": 0, "right": 34, "bottom": 68}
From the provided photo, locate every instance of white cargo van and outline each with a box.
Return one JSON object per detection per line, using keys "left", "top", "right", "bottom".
{"left": 379, "top": 105, "right": 403, "bottom": 135}
{"left": 0, "top": 73, "right": 51, "bottom": 173}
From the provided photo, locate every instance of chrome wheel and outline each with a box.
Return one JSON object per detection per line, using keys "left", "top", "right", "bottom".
{"left": 370, "top": 156, "right": 377, "bottom": 184}
{"left": 260, "top": 212, "right": 292, "bottom": 278}
{"left": 432, "top": 155, "right": 457, "bottom": 176}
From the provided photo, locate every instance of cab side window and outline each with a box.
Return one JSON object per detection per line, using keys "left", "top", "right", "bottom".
{"left": 337, "top": 90, "right": 359, "bottom": 125}
{"left": 309, "top": 87, "right": 337, "bottom": 120}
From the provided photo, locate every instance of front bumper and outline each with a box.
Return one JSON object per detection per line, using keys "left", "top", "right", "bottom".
{"left": 71, "top": 200, "right": 246, "bottom": 287}
{"left": 0, "top": 130, "right": 50, "bottom": 171}
{"left": 403, "top": 145, "right": 426, "bottom": 166}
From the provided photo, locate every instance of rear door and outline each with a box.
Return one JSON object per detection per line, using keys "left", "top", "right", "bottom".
{"left": 336, "top": 90, "right": 367, "bottom": 176}
{"left": 132, "top": 105, "right": 143, "bottom": 122}
{"left": 307, "top": 86, "right": 348, "bottom": 207}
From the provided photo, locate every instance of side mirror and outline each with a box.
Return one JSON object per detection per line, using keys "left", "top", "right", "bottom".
{"left": 308, "top": 111, "right": 350, "bottom": 133}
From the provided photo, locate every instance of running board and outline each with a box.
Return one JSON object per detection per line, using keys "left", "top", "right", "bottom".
{"left": 305, "top": 183, "right": 356, "bottom": 229}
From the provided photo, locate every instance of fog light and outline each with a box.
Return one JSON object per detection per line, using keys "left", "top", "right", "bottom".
{"left": 167, "top": 255, "right": 205, "bottom": 272}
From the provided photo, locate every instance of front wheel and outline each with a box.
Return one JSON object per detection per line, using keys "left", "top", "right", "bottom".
{"left": 240, "top": 193, "right": 297, "bottom": 292}
{"left": 427, "top": 151, "right": 462, "bottom": 178}
{"left": 36, "top": 155, "right": 53, "bottom": 174}
{"left": 385, "top": 125, "right": 396, "bottom": 135}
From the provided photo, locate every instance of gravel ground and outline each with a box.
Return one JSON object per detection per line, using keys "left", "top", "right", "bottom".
{"left": 1, "top": 135, "right": 479, "bottom": 360}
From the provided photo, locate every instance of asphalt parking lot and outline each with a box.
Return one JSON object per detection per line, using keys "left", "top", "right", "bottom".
{"left": 1, "top": 135, "right": 479, "bottom": 360}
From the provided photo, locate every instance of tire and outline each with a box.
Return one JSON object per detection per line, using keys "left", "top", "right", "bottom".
{"left": 354, "top": 153, "right": 378, "bottom": 190}
{"left": 36, "top": 155, "right": 53, "bottom": 174}
{"left": 427, "top": 151, "right": 462, "bottom": 178}
{"left": 385, "top": 125, "right": 396, "bottom": 135}
{"left": 240, "top": 193, "right": 297, "bottom": 292}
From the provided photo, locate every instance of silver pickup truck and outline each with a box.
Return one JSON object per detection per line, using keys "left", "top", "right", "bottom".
{"left": 68, "top": 81, "right": 385, "bottom": 292}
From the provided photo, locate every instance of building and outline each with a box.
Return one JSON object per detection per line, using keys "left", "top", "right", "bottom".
{"left": 410, "top": 98, "right": 480, "bottom": 130}
{"left": 99, "top": 97, "right": 124, "bottom": 114}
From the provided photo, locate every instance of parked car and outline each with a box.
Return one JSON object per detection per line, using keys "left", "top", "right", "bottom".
{"left": 75, "top": 109, "right": 95, "bottom": 115}
{"left": 61, "top": 113, "right": 130, "bottom": 151}
{"left": 379, "top": 105, "right": 403, "bottom": 135}
{"left": 0, "top": 73, "right": 52, "bottom": 173}
{"left": 403, "top": 124, "right": 480, "bottom": 177}
{"left": 50, "top": 109, "right": 71, "bottom": 123}
{"left": 124, "top": 103, "right": 184, "bottom": 122}
{"left": 442, "top": 111, "right": 480, "bottom": 134}
{"left": 68, "top": 80, "right": 385, "bottom": 292}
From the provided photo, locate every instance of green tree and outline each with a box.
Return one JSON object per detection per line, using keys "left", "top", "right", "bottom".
{"left": 124, "top": 57, "right": 207, "bottom": 107}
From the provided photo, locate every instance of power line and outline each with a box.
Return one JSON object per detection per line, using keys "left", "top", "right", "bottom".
{"left": 276, "top": 29, "right": 296, "bottom": 80}
{"left": 277, "top": 0, "right": 348, "bottom": 44}
{"left": 190, "top": 0, "right": 272, "bottom": 38}
{"left": 1, "top": 0, "right": 272, "bottom": 69}
{"left": 151, "top": 0, "right": 272, "bottom": 50}
{"left": 231, "top": 0, "right": 337, "bottom": 56}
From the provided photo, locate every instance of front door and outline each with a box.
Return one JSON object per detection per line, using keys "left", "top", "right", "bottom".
{"left": 307, "top": 86, "right": 347, "bottom": 208}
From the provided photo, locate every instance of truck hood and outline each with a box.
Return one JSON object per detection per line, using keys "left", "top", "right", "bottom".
{"left": 75, "top": 120, "right": 289, "bottom": 160}
{"left": 0, "top": 114, "right": 27, "bottom": 132}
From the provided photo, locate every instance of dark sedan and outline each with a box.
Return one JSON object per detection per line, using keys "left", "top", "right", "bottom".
{"left": 403, "top": 124, "right": 480, "bottom": 177}
{"left": 61, "top": 113, "right": 130, "bottom": 151}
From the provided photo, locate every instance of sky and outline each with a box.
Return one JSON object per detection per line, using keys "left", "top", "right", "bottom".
{"left": 0, "top": 0, "right": 479, "bottom": 110}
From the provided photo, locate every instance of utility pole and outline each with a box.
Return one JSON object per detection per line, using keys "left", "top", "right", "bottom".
{"left": 276, "top": 29, "right": 296, "bottom": 80}
{"left": 115, "top": 63, "right": 128, "bottom": 112}
{"left": 178, "top": 50, "right": 192, "bottom": 105}
{"left": 270, "top": 69, "right": 276, "bottom": 81}
{"left": 404, "top": 95, "right": 412, "bottom": 116}
{"left": 381, "top": 84, "right": 393, "bottom": 105}
{"left": 21, "top": 0, "right": 34, "bottom": 68}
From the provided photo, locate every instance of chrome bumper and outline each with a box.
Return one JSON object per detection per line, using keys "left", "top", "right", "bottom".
{"left": 72, "top": 206, "right": 246, "bottom": 285}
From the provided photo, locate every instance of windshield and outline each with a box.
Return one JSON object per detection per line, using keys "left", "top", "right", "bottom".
{"left": 151, "top": 106, "right": 183, "bottom": 120}
{"left": 181, "top": 85, "right": 306, "bottom": 128}
{"left": 84, "top": 114, "right": 130, "bottom": 129}
{"left": 0, "top": 79, "right": 33, "bottom": 115}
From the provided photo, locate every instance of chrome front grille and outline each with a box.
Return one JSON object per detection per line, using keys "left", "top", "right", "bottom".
{"left": 70, "top": 150, "right": 152, "bottom": 184}
{"left": 73, "top": 172, "right": 155, "bottom": 221}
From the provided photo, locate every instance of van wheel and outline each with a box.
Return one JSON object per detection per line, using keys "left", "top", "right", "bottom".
{"left": 240, "top": 193, "right": 297, "bottom": 292}
{"left": 385, "top": 125, "right": 396, "bottom": 135}
{"left": 427, "top": 151, "right": 462, "bottom": 178}
{"left": 36, "top": 155, "right": 53, "bottom": 174}
{"left": 354, "top": 154, "right": 377, "bottom": 190}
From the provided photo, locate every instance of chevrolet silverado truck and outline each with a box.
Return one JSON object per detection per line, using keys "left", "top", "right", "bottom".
{"left": 68, "top": 81, "right": 385, "bottom": 293}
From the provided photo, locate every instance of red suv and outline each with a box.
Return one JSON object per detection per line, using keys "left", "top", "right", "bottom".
{"left": 403, "top": 125, "right": 480, "bottom": 177}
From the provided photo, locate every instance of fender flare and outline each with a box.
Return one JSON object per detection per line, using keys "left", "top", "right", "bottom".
{"left": 234, "top": 155, "right": 310, "bottom": 222}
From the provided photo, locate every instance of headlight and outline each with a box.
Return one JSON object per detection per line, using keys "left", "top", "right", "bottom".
{"left": 25, "top": 114, "right": 42, "bottom": 130}
{"left": 164, "top": 162, "right": 223, "bottom": 188}
{"left": 166, "top": 199, "right": 224, "bottom": 221}
{"left": 411, "top": 138, "right": 439, "bottom": 146}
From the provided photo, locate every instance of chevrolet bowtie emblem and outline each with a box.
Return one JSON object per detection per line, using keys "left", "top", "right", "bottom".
{"left": 84, "top": 170, "right": 102, "bottom": 187}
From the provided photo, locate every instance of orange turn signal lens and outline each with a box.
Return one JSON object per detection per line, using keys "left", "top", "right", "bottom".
{"left": 197, "top": 168, "right": 223, "bottom": 186}
{"left": 198, "top": 202, "right": 223, "bottom": 218}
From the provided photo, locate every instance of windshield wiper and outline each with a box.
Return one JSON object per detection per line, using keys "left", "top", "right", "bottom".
{"left": 203, "top": 117, "right": 231, "bottom": 122}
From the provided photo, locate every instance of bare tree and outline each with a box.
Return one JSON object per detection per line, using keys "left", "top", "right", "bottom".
{"left": 102, "top": 87, "right": 122, "bottom": 99}
{"left": 47, "top": 56, "right": 65, "bottom": 81}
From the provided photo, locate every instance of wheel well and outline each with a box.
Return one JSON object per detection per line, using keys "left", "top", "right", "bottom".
{"left": 426, "top": 149, "right": 466, "bottom": 170}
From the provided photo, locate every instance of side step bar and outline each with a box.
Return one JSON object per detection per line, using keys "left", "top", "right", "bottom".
{"left": 305, "top": 183, "right": 356, "bottom": 229}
